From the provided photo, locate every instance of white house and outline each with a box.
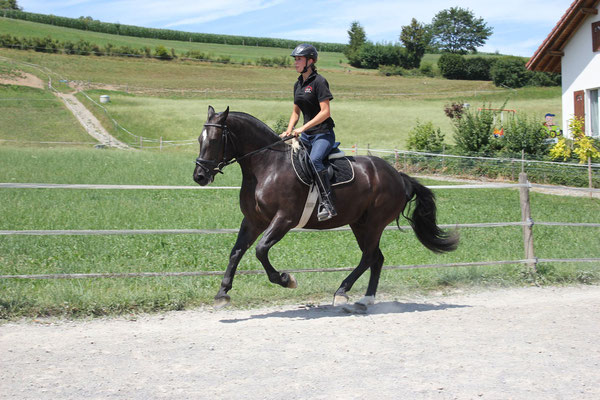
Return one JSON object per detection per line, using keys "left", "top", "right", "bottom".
{"left": 527, "top": 0, "right": 600, "bottom": 138}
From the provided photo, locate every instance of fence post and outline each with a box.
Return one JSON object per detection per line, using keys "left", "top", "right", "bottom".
{"left": 519, "top": 172, "right": 536, "bottom": 271}
{"left": 589, "top": 156, "right": 593, "bottom": 199}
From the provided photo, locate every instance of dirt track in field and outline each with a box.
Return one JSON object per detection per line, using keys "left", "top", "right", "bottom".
{"left": 1, "top": 71, "right": 129, "bottom": 149}
{"left": 1, "top": 285, "right": 599, "bottom": 400}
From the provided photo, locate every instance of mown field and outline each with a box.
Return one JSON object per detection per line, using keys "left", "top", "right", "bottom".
{"left": 0, "top": 22, "right": 594, "bottom": 320}
{"left": 0, "top": 47, "right": 561, "bottom": 149}
{"left": 0, "top": 147, "right": 599, "bottom": 319}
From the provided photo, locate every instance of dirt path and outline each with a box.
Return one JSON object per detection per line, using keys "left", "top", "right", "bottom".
{"left": 1, "top": 285, "right": 599, "bottom": 400}
{"left": 53, "top": 91, "right": 130, "bottom": 149}
{"left": 1, "top": 71, "right": 130, "bottom": 149}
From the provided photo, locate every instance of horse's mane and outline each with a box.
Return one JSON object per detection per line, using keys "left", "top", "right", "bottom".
{"left": 229, "top": 111, "right": 281, "bottom": 141}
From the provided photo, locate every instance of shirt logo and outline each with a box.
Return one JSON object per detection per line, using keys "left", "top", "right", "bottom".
{"left": 304, "top": 86, "right": 313, "bottom": 94}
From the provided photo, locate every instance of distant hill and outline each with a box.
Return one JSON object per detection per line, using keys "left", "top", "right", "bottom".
{"left": 0, "top": 9, "right": 347, "bottom": 52}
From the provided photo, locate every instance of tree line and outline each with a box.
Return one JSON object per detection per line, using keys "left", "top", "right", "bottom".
{"left": 0, "top": 8, "right": 346, "bottom": 53}
{"left": 345, "top": 7, "right": 559, "bottom": 88}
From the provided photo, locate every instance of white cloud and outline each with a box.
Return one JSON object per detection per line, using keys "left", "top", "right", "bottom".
{"left": 162, "top": 0, "right": 286, "bottom": 27}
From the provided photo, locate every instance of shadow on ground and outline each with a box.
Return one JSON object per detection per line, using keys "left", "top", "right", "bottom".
{"left": 220, "top": 301, "right": 470, "bottom": 323}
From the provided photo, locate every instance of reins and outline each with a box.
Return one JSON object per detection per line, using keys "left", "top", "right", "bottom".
{"left": 195, "top": 122, "right": 294, "bottom": 175}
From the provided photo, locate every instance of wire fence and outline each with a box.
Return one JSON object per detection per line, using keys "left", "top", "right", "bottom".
{"left": 1, "top": 177, "right": 599, "bottom": 280}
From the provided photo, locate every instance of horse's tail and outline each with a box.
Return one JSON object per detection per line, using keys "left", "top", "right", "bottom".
{"left": 398, "top": 173, "right": 459, "bottom": 253}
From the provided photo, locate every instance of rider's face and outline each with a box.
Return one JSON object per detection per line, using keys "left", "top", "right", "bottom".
{"left": 294, "top": 56, "right": 311, "bottom": 73}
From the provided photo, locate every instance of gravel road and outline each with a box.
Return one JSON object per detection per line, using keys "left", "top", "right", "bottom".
{"left": 1, "top": 285, "right": 599, "bottom": 400}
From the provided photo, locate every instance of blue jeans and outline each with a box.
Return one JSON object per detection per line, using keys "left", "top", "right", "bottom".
{"left": 301, "top": 130, "right": 335, "bottom": 172}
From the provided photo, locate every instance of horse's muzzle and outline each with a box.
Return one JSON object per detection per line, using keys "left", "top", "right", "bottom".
{"left": 193, "top": 163, "right": 214, "bottom": 186}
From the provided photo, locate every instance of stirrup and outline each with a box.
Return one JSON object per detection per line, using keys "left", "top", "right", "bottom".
{"left": 317, "top": 202, "right": 337, "bottom": 221}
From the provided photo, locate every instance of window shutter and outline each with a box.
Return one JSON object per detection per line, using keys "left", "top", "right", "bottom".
{"left": 593, "top": 21, "right": 600, "bottom": 52}
{"left": 574, "top": 90, "right": 585, "bottom": 132}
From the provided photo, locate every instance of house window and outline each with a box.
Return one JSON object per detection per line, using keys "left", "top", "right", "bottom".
{"left": 591, "top": 89, "right": 599, "bottom": 137}
{"left": 593, "top": 21, "right": 600, "bottom": 52}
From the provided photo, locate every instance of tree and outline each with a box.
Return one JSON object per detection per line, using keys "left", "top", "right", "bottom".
{"left": 430, "top": 7, "right": 492, "bottom": 54}
{"left": 400, "top": 18, "right": 428, "bottom": 69}
{"left": 345, "top": 21, "right": 367, "bottom": 67}
{"left": 0, "top": 0, "right": 21, "bottom": 10}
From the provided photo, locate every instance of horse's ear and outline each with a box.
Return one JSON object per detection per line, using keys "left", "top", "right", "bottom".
{"left": 217, "top": 106, "right": 229, "bottom": 123}
{"left": 207, "top": 105, "right": 215, "bottom": 119}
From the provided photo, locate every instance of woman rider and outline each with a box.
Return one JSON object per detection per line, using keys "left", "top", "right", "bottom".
{"left": 280, "top": 43, "right": 337, "bottom": 221}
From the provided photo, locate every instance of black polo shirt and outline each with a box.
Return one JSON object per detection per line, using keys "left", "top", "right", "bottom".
{"left": 294, "top": 71, "right": 335, "bottom": 135}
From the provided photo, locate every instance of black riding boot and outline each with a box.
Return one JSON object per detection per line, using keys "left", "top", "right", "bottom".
{"left": 317, "top": 170, "right": 337, "bottom": 221}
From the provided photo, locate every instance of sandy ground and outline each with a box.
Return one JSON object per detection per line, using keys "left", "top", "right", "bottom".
{"left": 1, "top": 285, "right": 599, "bottom": 400}
{"left": 0, "top": 72, "right": 46, "bottom": 89}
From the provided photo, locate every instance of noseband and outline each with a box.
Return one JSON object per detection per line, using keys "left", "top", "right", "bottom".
{"left": 195, "top": 123, "right": 234, "bottom": 176}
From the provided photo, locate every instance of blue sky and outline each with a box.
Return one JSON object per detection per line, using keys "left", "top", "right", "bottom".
{"left": 18, "top": 0, "right": 573, "bottom": 57}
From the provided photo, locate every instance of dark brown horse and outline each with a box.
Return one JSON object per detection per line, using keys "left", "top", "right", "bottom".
{"left": 194, "top": 106, "right": 458, "bottom": 309}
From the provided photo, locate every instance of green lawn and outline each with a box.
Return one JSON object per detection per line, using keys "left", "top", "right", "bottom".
{"left": 0, "top": 30, "right": 584, "bottom": 320}
{"left": 0, "top": 147, "right": 598, "bottom": 319}
{"left": 0, "top": 84, "right": 91, "bottom": 145}
{"left": 1, "top": 48, "right": 560, "bottom": 149}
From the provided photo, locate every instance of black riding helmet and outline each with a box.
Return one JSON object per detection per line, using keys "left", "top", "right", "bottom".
{"left": 290, "top": 43, "right": 318, "bottom": 61}
{"left": 291, "top": 44, "right": 318, "bottom": 73}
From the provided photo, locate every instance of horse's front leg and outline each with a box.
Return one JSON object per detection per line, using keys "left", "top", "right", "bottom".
{"left": 214, "top": 217, "right": 262, "bottom": 308}
{"left": 255, "top": 214, "right": 297, "bottom": 289}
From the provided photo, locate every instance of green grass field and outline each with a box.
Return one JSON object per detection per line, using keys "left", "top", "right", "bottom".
{"left": 0, "top": 17, "right": 349, "bottom": 69}
{"left": 0, "top": 84, "right": 91, "bottom": 145}
{"left": 0, "top": 147, "right": 599, "bottom": 319}
{"left": 0, "top": 43, "right": 561, "bottom": 149}
{"left": 0, "top": 22, "right": 591, "bottom": 320}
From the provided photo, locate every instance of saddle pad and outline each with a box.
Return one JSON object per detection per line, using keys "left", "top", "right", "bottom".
{"left": 291, "top": 150, "right": 355, "bottom": 187}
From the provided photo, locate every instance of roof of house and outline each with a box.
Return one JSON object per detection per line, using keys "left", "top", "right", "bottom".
{"left": 526, "top": 0, "right": 600, "bottom": 73}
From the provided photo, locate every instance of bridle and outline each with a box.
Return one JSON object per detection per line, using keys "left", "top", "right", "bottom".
{"left": 195, "top": 122, "right": 293, "bottom": 177}
{"left": 195, "top": 123, "right": 234, "bottom": 176}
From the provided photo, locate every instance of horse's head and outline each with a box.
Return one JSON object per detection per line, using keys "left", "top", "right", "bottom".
{"left": 193, "top": 105, "right": 231, "bottom": 186}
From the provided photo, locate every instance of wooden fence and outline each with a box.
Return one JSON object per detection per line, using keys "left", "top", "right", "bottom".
{"left": 1, "top": 173, "right": 599, "bottom": 280}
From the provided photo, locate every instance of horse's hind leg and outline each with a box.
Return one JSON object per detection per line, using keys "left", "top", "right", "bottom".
{"left": 255, "top": 214, "right": 297, "bottom": 289}
{"left": 333, "top": 223, "right": 384, "bottom": 306}
{"left": 358, "top": 248, "right": 384, "bottom": 306}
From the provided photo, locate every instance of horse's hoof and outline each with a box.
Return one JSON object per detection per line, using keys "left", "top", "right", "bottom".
{"left": 356, "top": 295, "right": 375, "bottom": 306}
{"left": 333, "top": 293, "right": 349, "bottom": 306}
{"left": 286, "top": 273, "right": 298, "bottom": 289}
{"left": 213, "top": 295, "right": 231, "bottom": 309}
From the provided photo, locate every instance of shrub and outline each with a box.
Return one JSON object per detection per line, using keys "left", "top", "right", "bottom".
{"left": 444, "top": 102, "right": 466, "bottom": 120}
{"left": 271, "top": 116, "right": 289, "bottom": 134}
{"left": 490, "top": 56, "right": 529, "bottom": 88}
{"left": 419, "top": 62, "right": 435, "bottom": 77}
{"left": 452, "top": 107, "right": 495, "bottom": 154}
{"left": 527, "top": 71, "right": 561, "bottom": 87}
{"left": 464, "top": 56, "right": 494, "bottom": 80}
{"left": 154, "top": 45, "right": 172, "bottom": 60}
{"left": 501, "top": 114, "right": 549, "bottom": 157}
{"left": 438, "top": 53, "right": 465, "bottom": 79}
{"left": 356, "top": 42, "right": 402, "bottom": 69}
{"left": 407, "top": 120, "right": 445, "bottom": 152}
{"left": 378, "top": 65, "right": 406, "bottom": 76}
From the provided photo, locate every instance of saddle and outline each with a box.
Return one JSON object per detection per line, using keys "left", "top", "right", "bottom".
{"left": 291, "top": 146, "right": 354, "bottom": 187}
